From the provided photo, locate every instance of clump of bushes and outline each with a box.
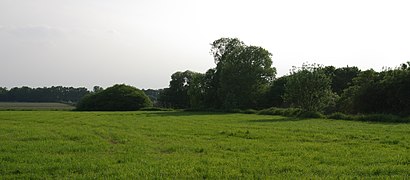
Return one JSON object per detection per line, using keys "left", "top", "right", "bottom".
{"left": 241, "top": 109, "right": 258, "bottom": 114}
{"left": 354, "top": 114, "right": 408, "bottom": 123}
{"left": 258, "top": 107, "right": 325, "bottom": 118}
{"left": 139, "top": 107, "right": 173, "bottom": 111}
{"left": 76, "top": 84, "right": 152, "bottom": 111}
{"left": 258, "top": 107, "right": 302, "bottom": 117}
{"left": 297, "top": 111, "right": 325, "bottom": 118}
{"left": 224, "top": 109, "right": 257, "bottom": 114}
{"left": 327, "top": 112, "right": 354, "bottom": 120}
{"left": 327, "top": 112, "right": 409, "bottom": 123}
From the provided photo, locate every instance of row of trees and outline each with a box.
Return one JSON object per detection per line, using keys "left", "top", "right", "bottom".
{"left": 159, "top": 37, "right": 410, "bottom": 116}
{"left": 1, "top": 37, "right": 408, "bottom": 115}
{"left": 0, "top": 86, "right": 90, "bottom": 103}
{"left": 338, "top": 64, "right": 410, "bottom": 115}
{"left": 159, "top": 38, "right": 276, "bottom": 109}
{"left": 0, "top": 86, "right": 161, "bottom": 105}
{"left": 269, "top": 62, "right": 410, "bottom": 115}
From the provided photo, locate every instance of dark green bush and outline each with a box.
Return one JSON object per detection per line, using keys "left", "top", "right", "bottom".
{"left": 327, "top": 112, "right": 354, "bottom": 120}
{"left": 139, "top": 107, "right": 173, "bottom": 111}
{"left": 76, "top": 84, "right": 152, "bottom": 111}
{"left": 258, "top": 107, "right": 280, "bottom": 115}
{"left": 258, "top": 107, "right": 302, "bottom": 117}
{"left": 284, "top": 108, "right": 303, "bottom": 116}
{"left": 327, "top": 112, "right": 409, "bottom": 123}
{"left": 297, "top": 111, "right": 324, "bottom": 118}
{"left": 242, "top": 109, "right": 258, "bottom": 114}
{"left": 226, "top": 109, "right": 243, "bottom": 113}
{"left": 354, "top": 114, "right": 408, "bottom": 123}
{"left": 257, "top": 107, "right": 410, "bottom": 123}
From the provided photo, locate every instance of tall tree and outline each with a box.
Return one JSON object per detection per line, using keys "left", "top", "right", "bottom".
{"left": 322, "top": 66, "right": 360, "bottom": 95}
{"left": 158, "top": 70, "right": 201, "bottom": 108}
{"left": 201, "top": 68, "right": 220, "bottom": 108}
{"left": 93, "top": 86, "right": 104, "bottom": 93}
{"left": 0, "top": 87, "right": 7, "bottom": 101}
{"left": 187, "top": 73, "right": 206, "bottom": 108}
{"left": 284, "top": 63, "right": 337, "bottom": 112}
{"left": 211, "top": 38, "right": 276, "bottom": 109}
{"left": 264, "top": 76, "right": 289, "bottom": 108}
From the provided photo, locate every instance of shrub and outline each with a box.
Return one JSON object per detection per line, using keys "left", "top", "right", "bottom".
{"left": 258, "top": 107, "right": 302, "bottom": 117}
{"left": 139, "top": 107, "right": 173, "bottom": 111}
{"left": 242, "top": 109, "right": 258, "bottom": 114}
{"left": 327, "top": 112, "right": 409, "bottom": 123}
{"left": 258, "top": 107, "right": 280, "bottom": 115}
{"left": 354, "top": 114, "right": 408, "bottom": 123}
{"left": 76, "top": 84, "right": 152, "bottom": 111}
{"left": 283, "top": 108, "right": 303, "bottom": 117}
{"left": 297, "top": 111, "right": 324, "bottom": 118}
{"left": 284, "top": 63, "right": 337, "bottom": 112}
{"left": 226, "top": 109, "right": 243, "bottom": 113}
{"left": 327, "top": 112, "right": 354, "bottom": 120}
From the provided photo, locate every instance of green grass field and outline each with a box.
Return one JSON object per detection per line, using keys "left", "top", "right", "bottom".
{"left": 0, "top": 102, "right": 74, "bottom": 110}
{"left": 0, "top": 111, "right": 409, "bottom": 178}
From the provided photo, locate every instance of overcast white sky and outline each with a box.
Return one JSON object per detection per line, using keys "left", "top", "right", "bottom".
{"left": 1, "top": 0, "right": 410, "bottom": 89}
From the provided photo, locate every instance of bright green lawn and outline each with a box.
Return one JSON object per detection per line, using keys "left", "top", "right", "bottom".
{"left": 0, "top": 111, "right": 409, "bottom": 179}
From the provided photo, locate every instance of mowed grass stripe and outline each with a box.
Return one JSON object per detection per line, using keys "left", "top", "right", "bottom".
{"left": 0, "top": 111, "right": 409, "bottom": 178}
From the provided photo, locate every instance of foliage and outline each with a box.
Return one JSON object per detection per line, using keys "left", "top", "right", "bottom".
{"left": 0, "top": 87, "right": 7, "bottom": 100}
{"left": 327, "top": 112, "right": 354, "bottom": 120}
{"left": 241, "top": 109, "right": 258, "bottom": 114}
{"left": 0, "top": 86, "right": 90, "bottom": 103}
{"left": 160, "top": 37, "right": 276, "bottom": 110}
{"left": 187, "top": 73, "right": 206, "bottom": 108}
{"left": 1, "top": 111, "right": 409, "bottom": 178}
{"left": 339, "top": 62, "right": 410, "bottom": 115}
{"left": 332, "top": 66, "right": 360, "bottom": 95}
{"left": 284, "top": 63, "right": 338, "bottom": 112}
{"left": 263, "top": 76, "right": 289, "bottom": 108}
{"left": 297, "top": 111, "right": 325, "bottom": 118}
{"left": 327, "top": 112, "right": 409, "bottom": 123}
{"left": 139, "top": 107, "right": 173, "bottom": 111}
{"left": 212, "top": 38, "right": 276, "bottom": 109}
{"left": 158, "top": 71, "right": 201, "bottom": 108}
{"left": 258, "top": 107, "right": 302, "bottom": 117}
{"left": 93, "top": 86, "right": 104, "bottom": 93}
{"left": 201, "top": 68, "right": 220, "bottom": 108}
{"left": 354, "top": 114, "right": 409, "bottom": 123}
{"left": 76, "top": 84, "right": 152, "bottom": 111}
{"left": 142, "top": 89, "right": 161, "bottom": 106}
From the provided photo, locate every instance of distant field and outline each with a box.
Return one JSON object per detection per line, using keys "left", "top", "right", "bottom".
{"left": 0, "top": 102, "right": 74, "bottom": 110}
{"left": 0, "top": 111, "right": 409, "bottom": 178}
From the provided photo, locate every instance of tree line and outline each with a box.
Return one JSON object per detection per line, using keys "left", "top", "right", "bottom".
{"left": 0, "top": 86, "right": 159, "bottom": 104}
{"left": 158, "top": 37, "right": 410, "bottom": 116}
{"left": 0, "top": 86, "right": 90, "bottom": 103}
{"left": 0, "top": 86, "right": 160, "bottom": 105}
{"left": 158, "top": 38, "right": 275, "bottom": 110}
{"left": 1, "top": 37, "right": 408, "bottom": 116}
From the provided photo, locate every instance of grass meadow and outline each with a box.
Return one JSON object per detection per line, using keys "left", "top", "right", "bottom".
{"left": 0, "top": 111, "right": 409, "bottom": 178}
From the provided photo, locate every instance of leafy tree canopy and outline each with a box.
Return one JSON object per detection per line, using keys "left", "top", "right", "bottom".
{"left": 76, "top": 84, "right": 152, "bottom": 111}
{"left": 211, "top": 37, "right": 276, "bottom": 109}
{"left": 284, "top": 63, "right": 338, "bottom": 112}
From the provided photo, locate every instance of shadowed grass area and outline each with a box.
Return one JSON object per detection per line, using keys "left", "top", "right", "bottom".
{"left": 0, "top": 111, "right": 409, "bottom": 178}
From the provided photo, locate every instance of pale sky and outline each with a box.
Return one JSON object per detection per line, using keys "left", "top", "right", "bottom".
{"left": 1, "top": 0, "right": 410, "bottom": 89}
